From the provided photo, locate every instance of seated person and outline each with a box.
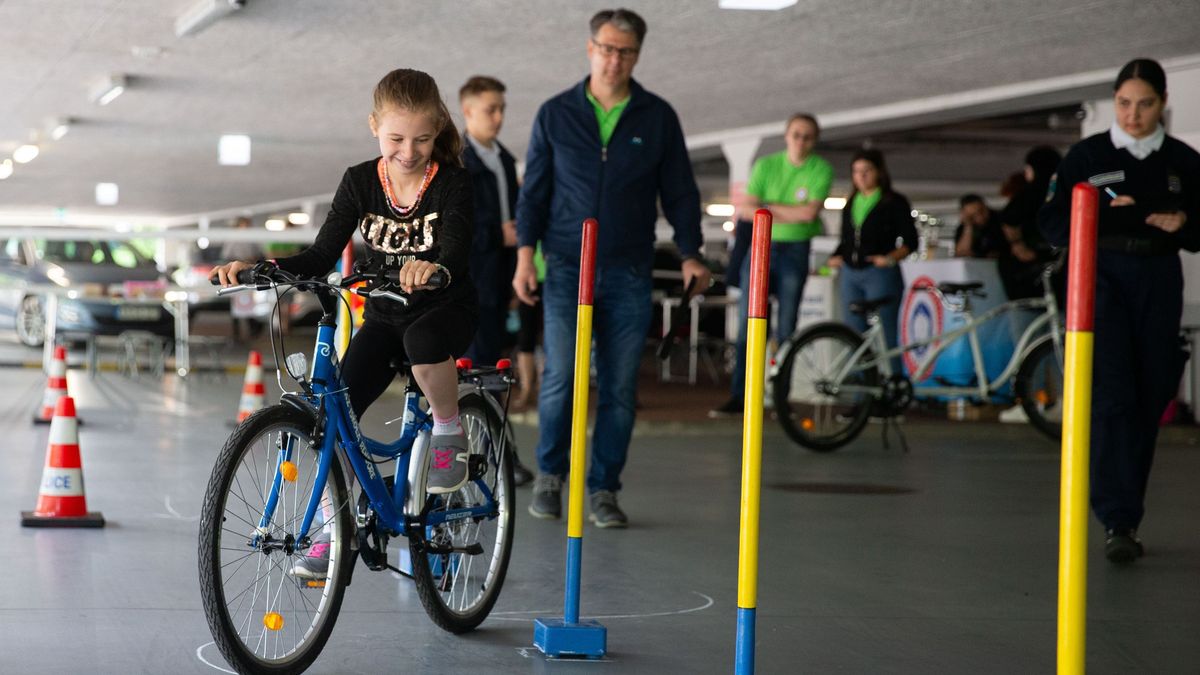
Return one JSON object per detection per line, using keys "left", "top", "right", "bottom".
{"left": 953, "top": 194, "right": 1006, "bottom": 259}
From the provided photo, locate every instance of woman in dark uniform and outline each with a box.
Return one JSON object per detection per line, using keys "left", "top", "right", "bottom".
{"left": 1039, "top": 58, "right": 1200, "bottom": 564}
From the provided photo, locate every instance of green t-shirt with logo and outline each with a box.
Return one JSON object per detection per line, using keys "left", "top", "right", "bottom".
{"left": 586, "top": 91, "right": 630, "bottom": 147}
{"left": 745, "top": 151, "right": 834, "bottom": 242}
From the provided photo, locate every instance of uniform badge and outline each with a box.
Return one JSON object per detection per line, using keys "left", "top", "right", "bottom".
{"left": 1168, "top": 173, "right": 1182, "bottom": 193}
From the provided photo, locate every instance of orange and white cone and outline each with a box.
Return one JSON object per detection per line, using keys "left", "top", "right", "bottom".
{"left": 237, "top": 351, "right": 265, "bottom": 423}
{"left": 33, "top": 345, "right": 69, "bottom": 424}
{"left": 21, "top": 396, "right": 105, "bottom": 528}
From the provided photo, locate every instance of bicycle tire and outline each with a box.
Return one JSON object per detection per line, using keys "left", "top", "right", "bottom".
{"left": 199, "top": 405, "right": 354, "bottom": 674}
{"left": 410, "top": 392, "right": 515, "bottom": 633}
{"left": 773, "top": 322, "right": 879, "bottom": 452}
{"left": 1016, "top": 337, "right": 1064, "bottom": 443}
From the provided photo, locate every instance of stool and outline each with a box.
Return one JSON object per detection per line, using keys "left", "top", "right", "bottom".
{"left": 56, "top": 331, "right": 99, "bottom": 378}
{"left": 187, "top": 336, "right": 229, "bottom": 380}
{"left": 118, "top": 330, "right": 171, "bottom": 379}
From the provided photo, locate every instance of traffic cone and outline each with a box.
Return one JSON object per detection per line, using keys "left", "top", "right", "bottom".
{"left": 21, "top": 396, "right": 105, "bottom": 528}
{"left": 33, "top": 345, "right": 69, "bottom": 424}
{"left": 237, "top": 351, "right": 265, "bottom": 423}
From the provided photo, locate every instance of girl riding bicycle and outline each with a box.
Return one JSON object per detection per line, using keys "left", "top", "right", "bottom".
{"left": 213, "top": 68, "right": 477, "bottom": 498}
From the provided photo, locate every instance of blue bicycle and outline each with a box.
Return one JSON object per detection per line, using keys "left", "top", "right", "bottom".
{"left": 198, "top": 263, "right": 515, "bottom": 674}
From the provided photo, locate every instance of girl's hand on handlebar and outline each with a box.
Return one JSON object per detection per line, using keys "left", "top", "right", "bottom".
{"left": 397, "top": 260, "right": 441, "bottom": 293}
{"left": 211, "top": 260, "right": 254, "bottom": 287}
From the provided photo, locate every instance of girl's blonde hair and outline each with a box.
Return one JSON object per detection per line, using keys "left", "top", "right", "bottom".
{"left": 373, "top": 69, "right": 462, "bottom": 168}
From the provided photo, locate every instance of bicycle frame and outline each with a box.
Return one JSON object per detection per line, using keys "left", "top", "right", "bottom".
{"left": 828, "top": 285, "right": 1063, "bottom": 400}
{"left": 254, "top": 318, "right": 499, "bottom": 551}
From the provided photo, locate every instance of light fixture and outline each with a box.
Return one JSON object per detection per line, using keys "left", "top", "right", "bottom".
{"left": 48, "top": 117, "right": 72, "bottom": 141}
{"left": 722, "top": 220, "right": 736, "bottom": 232}
{"left": 197, "top": 237, "right": 210, "bottom": 249}
{"left": 175, "top": 0, "right": 246, "bottom": 38}
{"left": 218, "top": 134, "right": 251, "bottom": 166}
{"left": 90, "top": 74, "right": 127, "bottom": 106}
{"left": 718, "top": 0, "right": 798, "bottom": 9}
{"left": 264, "top": 218, "right": 286, "bottom": 231}
{"left": 287, "top": 212, "right": 311, "bottom": 225}
{"left": 705, "top": 203, "right": 735, "bottom": 217}
{"left": 13, "top": 144, "right": 40, "bottom": 163}
{"left": 95, "top": 182, "right": 120, "bottom": 206}
{"left": 824, "top": 197, "right": 847, "bottom": 210}
{"left": 0, "top": 159, "right": 13, "bottom": 180}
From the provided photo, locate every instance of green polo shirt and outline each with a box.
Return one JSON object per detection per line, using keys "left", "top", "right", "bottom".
{"left": 586, "top": 90, "right": 630, "bottom": 146}
{"left": 745, "top": 151, "right": 834, "bottom": 242}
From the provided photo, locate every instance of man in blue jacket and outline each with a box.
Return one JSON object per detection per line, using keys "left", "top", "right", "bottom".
{"left": 513, "top": 8, "right": 711, "bottom": 528}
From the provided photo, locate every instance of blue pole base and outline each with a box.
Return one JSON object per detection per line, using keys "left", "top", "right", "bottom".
{"left": 735, "top": 606, "right": 756, "bottom": 675}
{"left": 533, "top": 617, "right": 607, "bottom": 658}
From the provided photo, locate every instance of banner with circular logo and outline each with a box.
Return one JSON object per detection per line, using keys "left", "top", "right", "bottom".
{"left": 900, "top": 276, "right": 943, "bottom": 380}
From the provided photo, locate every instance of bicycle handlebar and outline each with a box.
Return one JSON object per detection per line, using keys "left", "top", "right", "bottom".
{"left": 210, "top": 262, "right": 448, "bottom": 304}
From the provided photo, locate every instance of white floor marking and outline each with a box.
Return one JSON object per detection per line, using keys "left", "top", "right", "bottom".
{"left": 195, "top": 642, "right": 236, "bottom": 673}
{"left": 490, "top": 590, "right": 715, "bottom": 621}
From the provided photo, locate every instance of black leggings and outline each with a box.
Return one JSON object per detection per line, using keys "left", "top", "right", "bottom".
{"left": 341, "top": 303, "right": 476, "bottom": 417}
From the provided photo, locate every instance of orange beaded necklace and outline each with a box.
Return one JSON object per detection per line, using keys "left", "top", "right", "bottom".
{"left": 378, "top": 158, "right": 439, "bottom": 219}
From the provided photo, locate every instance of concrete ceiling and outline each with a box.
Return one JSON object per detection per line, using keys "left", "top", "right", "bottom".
{"left": 2, "top": 0, "right": 1199, "bottom": 221}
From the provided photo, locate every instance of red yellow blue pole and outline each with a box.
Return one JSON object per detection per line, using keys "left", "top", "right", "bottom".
{"left": 534, "top": 218, "right": 606, "bottom": 658}
{"left": 735, "top": 208, "right": 772, "bottom": 675}
{"left": 334, "top": 243, "right": 354, "bottom": 357}
{"left": 1058, "top": 183, "right": 1098, "bottom": 674}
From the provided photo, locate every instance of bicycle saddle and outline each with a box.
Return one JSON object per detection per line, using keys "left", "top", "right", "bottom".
{"left": 848, "top": 297, "right": 894, "bottom": 315}
{"left": 937, "top": 282, "right": 984, "bottom": 296}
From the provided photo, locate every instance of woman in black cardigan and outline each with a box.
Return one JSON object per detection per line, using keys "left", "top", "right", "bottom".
{"left": 828, "top": 149, "right": 918, "bottom": 368}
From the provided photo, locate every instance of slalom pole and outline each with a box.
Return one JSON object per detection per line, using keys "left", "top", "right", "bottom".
{"left": 335, "top": 242, "right": 354, "bottom": 357}
{"left": 1057, "top": 183, "right": 1098, "bottom": 674}
{"left": 735, "top": 208, "right": 772, "bottom": 675}
{"left": 534, "top": 217, "right": 606, "bottom": 659}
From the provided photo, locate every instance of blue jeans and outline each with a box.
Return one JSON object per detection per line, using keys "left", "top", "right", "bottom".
{"left": 839, "top": 265, "right": 904, "bottom": 372}
{"left": 730, "top": 241, "right": 810, "bottom": 400}
{"left": 536, "top": 254, "right": 653, "bottom": 493}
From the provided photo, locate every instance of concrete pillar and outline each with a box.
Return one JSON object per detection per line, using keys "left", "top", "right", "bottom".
{"left": 720, "top": 137, "right": 763, "bottom": 342}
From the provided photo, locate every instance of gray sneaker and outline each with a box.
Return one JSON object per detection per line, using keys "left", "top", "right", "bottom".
{"left": 291, "top": 531, "right": 330, "bottom": 580}
{"left": 427, "top": 432, "right": 469, "bottom": 494}
{"left": 588, "top": 490, "right": 628, "bottom": 529}
{"left": 528, "top": 474, "right": 562, "bottom": 520}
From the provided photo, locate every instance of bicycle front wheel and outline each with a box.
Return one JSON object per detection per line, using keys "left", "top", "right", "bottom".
{"left": 198, "top": 405, "right": 354, "bottom": 674}
{"left": 773, "top": 323, "right": 879, "bottom": 452}
{"left": 1016, "top": 338, "right": 1064, "bottom": 443}
{"left": 411, "top": 392, "right": 515, "bottom": 633}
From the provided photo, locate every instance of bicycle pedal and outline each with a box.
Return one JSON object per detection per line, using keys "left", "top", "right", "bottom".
{"left": 468, "top": 455, "right": 487, "bottom": 480}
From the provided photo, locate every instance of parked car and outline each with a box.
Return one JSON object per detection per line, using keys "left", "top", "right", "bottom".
{"left": 0, "top": 238, "right": 174, "bottom": 347}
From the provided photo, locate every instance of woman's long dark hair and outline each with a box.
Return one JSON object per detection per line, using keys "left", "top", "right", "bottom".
{"left": 1115, "top": 58, "right": 1167, "bottom": 98}
{"left": 846, "top": 148, "right": 893, "bottom": 204}
{"left": 372, "top": 68, "right": 463, "bottom": 168}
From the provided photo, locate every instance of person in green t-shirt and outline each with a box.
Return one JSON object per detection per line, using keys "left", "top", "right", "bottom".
{"left": 712, "top": 113, "right": 833, "bottom": 417}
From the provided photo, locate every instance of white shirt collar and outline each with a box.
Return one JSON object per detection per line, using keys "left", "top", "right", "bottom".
{"left": 466, "top": 133, "right": 499, "bottom": 158}
{"left": 1110, "top": 122, "right": 1165, "bottom": 160}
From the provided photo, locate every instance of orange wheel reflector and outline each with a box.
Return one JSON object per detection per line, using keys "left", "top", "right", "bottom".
{"left": 306, "top": 580, "right": 326, "bottom": 588}
{"left": 263, "top": 612, "right": 284, "bottom": 631}
{"left": 801, "top": 418, "right": 815, "bottom": 431}
{"left": 1035, "top": 390, "right": 1051, "bottom": 405}
{"left": 280, "top": 461, "right": 298, "bottom": 482}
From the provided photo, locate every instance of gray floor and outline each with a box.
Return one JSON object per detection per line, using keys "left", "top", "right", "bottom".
{"left": 2, "top": 364, "right": 1199, "bottom": 674}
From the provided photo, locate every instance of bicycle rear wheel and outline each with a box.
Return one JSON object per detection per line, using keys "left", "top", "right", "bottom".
{"left": 1016, "top": 338, "right": 1064, "bottom": 442}
{"left": 773, "top": 323, "right": 879, "bottom": 452}
{"left": 198, "top": 405, "right": 353, "bottom": 674}
{"left": 411, "top": 392, "right": 515, "bottom": 633}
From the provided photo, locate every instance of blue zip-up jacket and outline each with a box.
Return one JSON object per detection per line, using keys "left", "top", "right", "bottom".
{"left": 516, "top": 77, "right": 702, "bottom": 269}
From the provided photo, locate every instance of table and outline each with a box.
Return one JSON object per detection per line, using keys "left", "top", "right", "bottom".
{"left": 897, "top": 258, "right": 1021, "bottom": 393}
{"left": 658, "top": 294, "right": 733, "bottom": 385}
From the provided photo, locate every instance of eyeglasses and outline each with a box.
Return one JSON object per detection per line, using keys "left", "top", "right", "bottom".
{"left": 591, "top": 39, "right": 639, "bottom": 60}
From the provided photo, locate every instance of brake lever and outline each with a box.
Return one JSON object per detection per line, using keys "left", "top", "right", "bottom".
{"left": 368, "top": 288, "right": 410, "bottom": 306}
